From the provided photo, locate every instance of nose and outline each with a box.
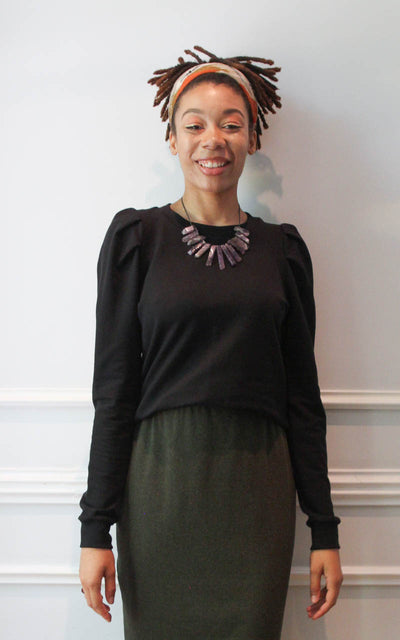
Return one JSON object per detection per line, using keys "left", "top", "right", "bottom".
{"left": 202, "top": 125, "right": 226, "bottom": 149}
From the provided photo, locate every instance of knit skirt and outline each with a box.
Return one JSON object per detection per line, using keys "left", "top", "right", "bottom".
{"left": 116, "top": 404, "right": 296, "bottom": 640}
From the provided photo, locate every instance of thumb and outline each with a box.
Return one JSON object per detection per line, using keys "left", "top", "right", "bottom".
{"left": 105, "top": 565, "right": 116, "bottom": 605}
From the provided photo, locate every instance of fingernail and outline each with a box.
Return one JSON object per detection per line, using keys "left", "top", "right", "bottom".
{"left": 311, "top": 595, "right": 319, "bottom": 603}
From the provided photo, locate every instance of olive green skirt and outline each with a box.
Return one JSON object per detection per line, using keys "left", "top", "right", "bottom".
{"left": 116, "top": 404, "right": 296, "bottom": 640}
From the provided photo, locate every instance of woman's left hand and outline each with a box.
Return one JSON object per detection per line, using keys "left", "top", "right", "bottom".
{"left": 307, "top": 549, "right": 343, "bottom": 620}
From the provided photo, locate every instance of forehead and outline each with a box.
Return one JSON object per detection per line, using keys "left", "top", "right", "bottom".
{"left": 175, "top": 81, "right": 248, "bottom": 117}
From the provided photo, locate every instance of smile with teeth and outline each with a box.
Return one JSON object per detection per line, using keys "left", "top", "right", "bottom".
{"left": 197, "top": 160, "right": 229, "bottom": 168}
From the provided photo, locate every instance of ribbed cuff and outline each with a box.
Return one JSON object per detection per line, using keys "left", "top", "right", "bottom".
{"left": 310, "top": 521, "right": 340, "bottom": 550}
{"left": 80, "top": 521, "right": 113, "bottom": 549}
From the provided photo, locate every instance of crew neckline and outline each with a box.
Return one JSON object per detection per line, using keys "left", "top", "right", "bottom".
{"left": 168, "top": 204, "right": 251, "bottom": 229}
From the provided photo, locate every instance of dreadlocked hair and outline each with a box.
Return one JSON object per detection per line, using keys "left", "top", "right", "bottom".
{"left": 147, "top": 45, "right": 281, "bottom": 150}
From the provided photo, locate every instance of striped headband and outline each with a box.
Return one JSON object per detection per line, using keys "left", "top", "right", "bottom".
{"left": 168, "top": 62, "right": 259, "bottom": 125}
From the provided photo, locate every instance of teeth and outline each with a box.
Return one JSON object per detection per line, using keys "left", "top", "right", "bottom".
{"left": 198, "top": 160, "right": 227, "bottom": 168}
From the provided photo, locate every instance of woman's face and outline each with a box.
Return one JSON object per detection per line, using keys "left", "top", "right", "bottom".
{"left": 169, "top": 82, "right": 257, "bottom": 197}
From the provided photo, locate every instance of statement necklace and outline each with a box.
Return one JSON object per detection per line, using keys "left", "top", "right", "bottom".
{"left": 180, "top": 197, "right": 250, "bottom": 270}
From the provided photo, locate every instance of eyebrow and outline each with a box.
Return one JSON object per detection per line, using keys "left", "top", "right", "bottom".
{"left": 181, "top": 108, "right": 245, "bottom": 119}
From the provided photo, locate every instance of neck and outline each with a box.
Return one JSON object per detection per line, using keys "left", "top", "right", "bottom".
{"left": 171, "top": 189, "right": 246, "bottom": 226}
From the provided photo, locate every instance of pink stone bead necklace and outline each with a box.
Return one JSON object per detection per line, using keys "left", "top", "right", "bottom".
{"left": 180, "top": 198, "right": 250, "bottom": 270}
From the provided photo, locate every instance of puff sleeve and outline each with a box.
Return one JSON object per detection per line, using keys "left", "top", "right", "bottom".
{"left": 79, "top": 209, "right": 143, "bottom": 549}
{"left": 281, "top": 223, "right": 340, "bottom": 550}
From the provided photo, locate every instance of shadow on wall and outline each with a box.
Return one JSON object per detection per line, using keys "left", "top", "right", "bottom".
{"left": 144, "top": 151, "right": 283, "bottom": 225}
{"left": 143, "top": 100, "right": 399, "bottom": 390}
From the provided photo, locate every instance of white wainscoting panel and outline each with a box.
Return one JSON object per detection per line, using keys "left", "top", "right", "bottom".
{"left": 1, "top": 388, "right": 399, "bottom": 639}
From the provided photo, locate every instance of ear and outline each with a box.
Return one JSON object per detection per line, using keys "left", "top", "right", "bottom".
{"left": 169, "top": 131, "right": 178, "bottom": 156}
{"left": 248, "top": 128, "right": 257, "bottom": 155}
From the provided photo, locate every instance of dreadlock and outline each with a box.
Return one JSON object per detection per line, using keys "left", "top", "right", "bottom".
{"left": 147, "top": 45, "right": 281, "bottom": 150}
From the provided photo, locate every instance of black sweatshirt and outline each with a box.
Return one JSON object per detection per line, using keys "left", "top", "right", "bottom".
{"left": 79, "top": 204, "right": 341, "bottom": 550}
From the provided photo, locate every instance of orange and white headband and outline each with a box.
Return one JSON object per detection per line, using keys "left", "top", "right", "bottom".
{"left": 168, "top": 62, "right": 258, "bottom": 125}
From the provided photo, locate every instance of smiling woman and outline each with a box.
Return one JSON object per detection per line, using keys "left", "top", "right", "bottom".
{"left": 78, "top": 45, "right": 343, "bottom": 640}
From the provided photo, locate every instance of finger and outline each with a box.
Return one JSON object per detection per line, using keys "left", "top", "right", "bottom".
{"left": 309, "top": 567, "right": 322, "bottom": 604}
{"left": 105, "top": 566, "right": 116, "bottom": 604}
{"left": 80, "top": 586, "right": 90, "bottom": 606}
{"left": 80, "top": 584, "right": 93, "bottom": 610}
{"left": 88, "top": 586, "right": 112, "bottom": 622}
{"left": 309, "top": 601, "right": 330, "bottom": 619}
{"left": 310, "top": 572, "right": 341, "bottom": 616}
{"left": 308, "top": 585, "right": 337, "bottom": 620}
{"left": 82, "top": 578, "right": 112, "bottom": 622}
{"left": 306, "top": 586, "right": 327, "bottom": 613}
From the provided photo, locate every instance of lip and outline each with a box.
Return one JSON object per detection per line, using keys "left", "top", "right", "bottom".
{"left": 195, "top": 158, "right": 231, "bottom": 176}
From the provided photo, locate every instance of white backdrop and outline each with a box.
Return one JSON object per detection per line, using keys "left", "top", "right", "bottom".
{"left": 1, "top": 1, "right": 400, "bottom": 638}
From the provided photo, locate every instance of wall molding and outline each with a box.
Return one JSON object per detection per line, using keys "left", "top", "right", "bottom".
{"left": 1, "top": 388, "right": 400, "bottom": 410}
{"left": 290, "top": 566, "right": 400, "bottom": 587}
{"left": 0, "top": 388, "right": 90, "bottom": 407}
{"left": 0, "top": 468, "right": 84, "bottom": 504}
{"left": 329, "top": 469, "right": 400, "bottom": 506}
{"left": 0, "top": 565, "right": 399, "bottom": 587}
{"left": 1, "top": 468, "right": 400, "bottom": 506}
{"left": 322, "top": 390, "right": 400, "bottom": 410}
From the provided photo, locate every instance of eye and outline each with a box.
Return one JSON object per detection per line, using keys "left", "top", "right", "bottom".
{"left": 185, "top": 124, "right": 203, "bottom": 131}
{"left": 223, "top": 123, "right": 241, "bottom": 130}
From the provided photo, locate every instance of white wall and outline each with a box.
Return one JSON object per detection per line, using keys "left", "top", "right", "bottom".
{"left": 1, "top": 1, "right": 399, "bottom": 638}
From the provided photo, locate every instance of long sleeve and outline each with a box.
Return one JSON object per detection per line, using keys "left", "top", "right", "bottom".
{"left": 79, "top": 209, "right": 143, "bottom": 549}
{"left": 280, "top": 223, "right": 340, "bottom": 550}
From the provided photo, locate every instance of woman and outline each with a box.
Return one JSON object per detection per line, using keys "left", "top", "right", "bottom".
{"left": 79, "top": 46, "right": 343, "bottom": 639}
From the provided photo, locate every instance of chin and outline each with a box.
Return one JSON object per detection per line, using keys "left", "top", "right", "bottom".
{"left": 198, "top": 183, "right": 235, "bottom": 195}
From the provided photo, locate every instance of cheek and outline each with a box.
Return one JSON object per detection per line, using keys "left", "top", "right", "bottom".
{"left": 236, "top": 142, "right": 251, "bottom": 163}
{"left": 177, "top": 150, "right": 196, "bottom": 175}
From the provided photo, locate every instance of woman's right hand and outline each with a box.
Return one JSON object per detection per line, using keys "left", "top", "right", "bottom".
{"left": 79, "top": 548, "right": 116, "bottom": 622}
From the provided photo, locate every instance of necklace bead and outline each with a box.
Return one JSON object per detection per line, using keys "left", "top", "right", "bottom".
{"left": 179, "top": 198, "right": 250, "bottom": 270}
